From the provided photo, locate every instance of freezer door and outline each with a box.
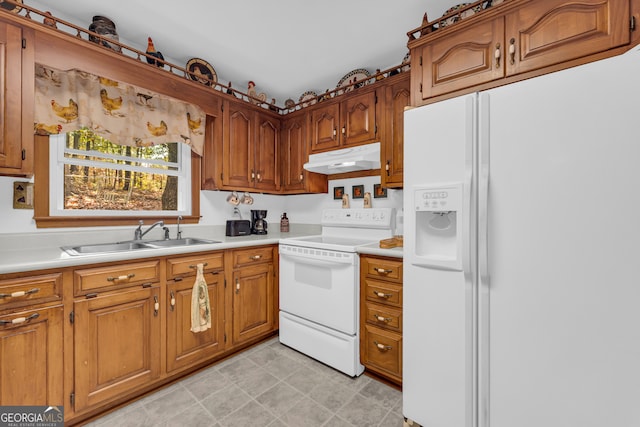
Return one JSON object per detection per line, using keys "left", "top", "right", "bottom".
{"left": 480, "top": 49, "right": 640, "bottom": 427}
{"left": 403, "top": 94, "right": 478, "bottom": 427}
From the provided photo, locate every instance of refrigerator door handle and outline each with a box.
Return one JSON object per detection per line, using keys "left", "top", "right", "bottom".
{"left": 478, "top": 92, "right": 491, "bottom": 427}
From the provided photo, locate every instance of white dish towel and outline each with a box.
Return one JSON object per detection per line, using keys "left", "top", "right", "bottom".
{"left": 190, "top": 263, "right": 211, "bottom": 333}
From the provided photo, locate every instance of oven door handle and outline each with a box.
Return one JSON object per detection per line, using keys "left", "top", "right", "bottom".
{"left": 280, "top": 251, "right": 355, "bottom": 266}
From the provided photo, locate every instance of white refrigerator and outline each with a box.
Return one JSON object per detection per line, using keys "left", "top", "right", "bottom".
{"left": 403, "top": 47, "right": 640, "bottom": 427}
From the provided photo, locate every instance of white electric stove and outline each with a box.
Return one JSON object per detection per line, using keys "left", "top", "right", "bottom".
{"left": 278, "top": 208, "right": 395, "bottom": 376}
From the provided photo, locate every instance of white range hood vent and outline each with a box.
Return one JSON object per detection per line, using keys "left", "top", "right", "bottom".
{"left": 303, "top": 142, "right": 381, "bottom": 175}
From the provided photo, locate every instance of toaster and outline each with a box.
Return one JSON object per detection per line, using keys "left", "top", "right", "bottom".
{"left": 225, "top": 220, "right": 251, "bottom": 236}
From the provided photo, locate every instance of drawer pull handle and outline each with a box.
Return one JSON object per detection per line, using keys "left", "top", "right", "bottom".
{"left": 374, "top": 341, "right": 392, "bottom": 351}
{"left": 495, "top": 42, "right": 501, "bottom": 68}
{"left": 0, "top": 313, "right": 39, "bottom": 325}
{"left": 374, "top": 314, "right": 392, "bottom": 323}
{"left": 249, "top": 255, "right": 262, "bottom": 261}
{"left": 170, "top": 291, "right": 175, "bottom": 311}
{"left": 374, "top": 268, "right": 393, "bottom": 274}
{"left": 235, "top": 278, "right": 240, "bottom": 294}
{"left": 189, "top": 262, "right": 208, "bottom": 269}
{"left": 107, "top": 273, "right": 135, "bottom": 282}
{"left": 154, "top": 295, "right": 159, "bottom": 317}
{"left": 373, "top": 291, "right": 392, "bottom": 299}
{"left": 0, "top": 288, "right": 40, "bottom": 298}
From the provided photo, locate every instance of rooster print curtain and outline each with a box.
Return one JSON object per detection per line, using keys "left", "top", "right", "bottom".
{"left": 34, "top": 63, "right": 205, "bottom": 155}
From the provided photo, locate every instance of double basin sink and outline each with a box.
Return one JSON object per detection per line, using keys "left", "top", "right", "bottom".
{"left": 62, "top": 237, "right": 220, "bottom": 256}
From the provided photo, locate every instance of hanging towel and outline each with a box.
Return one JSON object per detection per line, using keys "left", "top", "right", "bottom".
{"left": 190, "top": 263, "right": 211, "bottom": 333}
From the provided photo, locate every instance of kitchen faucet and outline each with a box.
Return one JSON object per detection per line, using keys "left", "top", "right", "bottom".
{"left": 176, "top": 215, "right": 183, "bottom": 239}
{"left": 134, "top": 220, "right": 164, "bottom": 240}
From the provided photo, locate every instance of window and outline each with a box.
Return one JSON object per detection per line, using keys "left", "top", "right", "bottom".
{"left": 49, "top": 131, "right": 191, "bottom": 217}
{"left": 34, "top": 132, "right": 200, "bottom": 228}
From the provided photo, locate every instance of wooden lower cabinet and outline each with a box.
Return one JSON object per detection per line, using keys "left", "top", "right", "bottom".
{"left": 73, "top": 286, "right": 161, "bottom": 412}
{"left": 230, "top": 247, "right": 276, "bottom": 345}
{"left": 360, "top": 254, "right": 403, "bottom": 386}
{"left": 166, "top": 257, "right": 225, "bottom": 373}
{"left": 0, "top": 304, "right": 64, "bottom": 406}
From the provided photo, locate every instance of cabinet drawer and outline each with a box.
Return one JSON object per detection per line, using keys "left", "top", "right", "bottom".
{"left": 0, "top": 273, "right": 62, "bottom": 308}
{"left": 167, "top": 252, "right": 224, "bottom": 279}
{"left": 365, "top": 302, "right": 402, "bottom": 333}
{"left": 232, "top": 246, "right": 273, "bottom": 268}
{"left": 364, "top": 279, "right": 402, "bottom": 308}
{"left": 362, "top": 257, "right": 403, "bottom": 283}
{"left": 362, "top": 324, "right": 402, "bottom": 379}
{"left": 74, "top": 260, "right": 160, "bottom": 295}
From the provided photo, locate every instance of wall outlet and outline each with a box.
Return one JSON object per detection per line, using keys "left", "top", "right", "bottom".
{"left": 13, "top": 181, "right": 34, "bottom": 209}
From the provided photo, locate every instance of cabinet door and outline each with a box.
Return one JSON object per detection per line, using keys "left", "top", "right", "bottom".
{"left": 223, "top": 103, "right": 254, "bottom": 188}
{"left": 282, "top": 115, "right": 307, "bottom": 192}
{"left": 382, "top": 75, "right": 410, "bottom": 188}
{"left": 231, "top": 263, "right": 274, "bottom": 345}
{"left": 310, "top": 102, "right": 340, "bottom": 153}
{"left": 415, "top": 17, "right": 505, "bottom": 102}
{"left": 74, "top": 287, "right": 161, "bottom": 411}
{"left": 0, "top": 305, "right": 64, "bottom": 406}
{"left": 505, "top": 0, "right": 630, "bottom": 76}
{"left": 166, "top": 271, "right": 225, "bottom": 373}
{"left": 0, "top": 22, "right": 23, "bottom": 173}
{"left": 342, "top": 91, "right": 378, "bottom": 146}
{"left": 254, "top": 113, "right": 280, "bottom": 191}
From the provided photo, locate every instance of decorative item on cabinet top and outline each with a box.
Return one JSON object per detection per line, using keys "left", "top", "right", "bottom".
{"left": 0, "top": 0, "right": 22, "bottom": 12}
{"left": 336, "top": 68, "right": 371, "bottom": 95}
{"left": 88, "top": 15, "right": 121, "bottom": 52}
{"left": 186, "top": 58, "right": 217, "bottom": 86}
{"left": 247, "top": 81, "right": 267, "bottom": 105}
{"left": 299, "top": 91, "right": 318, "bottom": 108}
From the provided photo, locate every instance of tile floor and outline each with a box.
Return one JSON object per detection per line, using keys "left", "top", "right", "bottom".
{"left": 85, "top": 337, "right": 404, "bottom": 427}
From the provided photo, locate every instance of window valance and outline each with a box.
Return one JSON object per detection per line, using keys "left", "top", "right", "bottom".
{"left": 34, "top": 63, "right": 206, "bottom": 155}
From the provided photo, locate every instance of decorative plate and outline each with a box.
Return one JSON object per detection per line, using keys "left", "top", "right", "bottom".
{"left": 0, "top": 0, "right": 22, "bottom": 12}
{"left": 336, "top": 68, "right": 371, "bottom": 94}
{"left": 186, "top": 58, "right": 217, "bottom": 87}
{"left": 299, "top": 91, "right": 318, "bottom": 108}
{"left": 284, "top": 98, "right": 296, "bottom": 109}
{"left": 401, "top": 51, "right": 411, "bottom": 72}
{"left": 439, "top": 3, "right": 482, "bottom": 28}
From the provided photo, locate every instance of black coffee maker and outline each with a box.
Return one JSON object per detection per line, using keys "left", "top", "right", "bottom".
{"left": 250, "top": 210, "right": 268, "bottom": 234}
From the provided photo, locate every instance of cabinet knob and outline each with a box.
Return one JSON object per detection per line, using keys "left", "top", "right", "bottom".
{"left": 154, "top": 295, "right": 159, "bottom": 316}
{"left": 169, "top": 290, "right": 175, "bottom": 312}
{"left": 495, "top": 43, "right": 501, "bottom": 68}
{"left": 235, "top": 278, "right": 240, "bottom": 294}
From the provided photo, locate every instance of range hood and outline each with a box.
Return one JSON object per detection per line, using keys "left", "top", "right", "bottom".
{"left": 303, "top": 142, "right": 381, "bottom": 175}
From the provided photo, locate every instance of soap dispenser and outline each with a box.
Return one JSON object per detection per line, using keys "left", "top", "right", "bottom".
{"left": 280, "top": 213, "right": 289, "bottom": 232}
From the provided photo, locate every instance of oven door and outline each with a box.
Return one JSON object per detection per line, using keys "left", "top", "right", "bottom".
{"left": 279, "top": 244, "right": 359, "bottom": 335}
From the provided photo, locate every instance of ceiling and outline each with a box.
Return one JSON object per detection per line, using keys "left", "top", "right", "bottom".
{"left": 26, "top": 0, "right": 459, "bottom": 107}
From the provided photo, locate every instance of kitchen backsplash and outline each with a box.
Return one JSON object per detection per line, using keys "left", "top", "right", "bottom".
{"left": 0, "top": 175, "right": 402, "bottom": 234}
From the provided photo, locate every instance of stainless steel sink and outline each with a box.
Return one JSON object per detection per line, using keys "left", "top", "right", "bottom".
{"left": 61, "top": 237, "right": 220, "bottom": 256}
{"left": 143, "top": 238, "right": 220, "bottom": 248}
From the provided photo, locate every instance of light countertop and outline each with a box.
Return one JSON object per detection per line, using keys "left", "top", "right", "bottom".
{"left": 0, "top": 224, "right": 403, "bottom": 274}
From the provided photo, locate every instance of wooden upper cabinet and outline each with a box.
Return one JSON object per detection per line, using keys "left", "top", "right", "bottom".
{"left": 310, "top": 89, "right": 378, "bottom": 154}
{"left": 0, "top": 21, "right": 28, "bottom": 176}
{"left": 223, "top": 102, "right": 254, "bottom": 189}
{"left": 414, "top": 17, "right": 505, "bottom": 102}
{"left": 254, "top": 112, "right": 280, "bottom": 191}
{"left": 505, "top": 0, "right": 630, "bottom": 75}
{"left": 382, "top": 74, "right": 410, "bottom": 188}
{"left": 410, "top": 0, "right": 633, "bottom": 105}
{"left": 281, "top": 113, "right": 327, "bottom": 194}
{"left": 310, "top": 102, "right": 341, "bottom": 152}
{"left": 282, "top": 114, "right": 307, "bottom": 192}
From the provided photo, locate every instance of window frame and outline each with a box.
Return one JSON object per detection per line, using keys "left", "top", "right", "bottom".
{"left": 34, "top": 135, "right": 201, "bottom": 228}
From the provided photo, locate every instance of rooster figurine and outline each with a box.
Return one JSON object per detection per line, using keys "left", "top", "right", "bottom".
{"left": 247, "top": 81, "right": 267, "bottom": 105}
{"left": 146, "top": 37, "right": 164, "bottom": 68}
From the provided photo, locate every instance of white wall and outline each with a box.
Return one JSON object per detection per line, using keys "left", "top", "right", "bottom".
{"left": 0, "top": 175, "right": 402, "bottom": 234}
